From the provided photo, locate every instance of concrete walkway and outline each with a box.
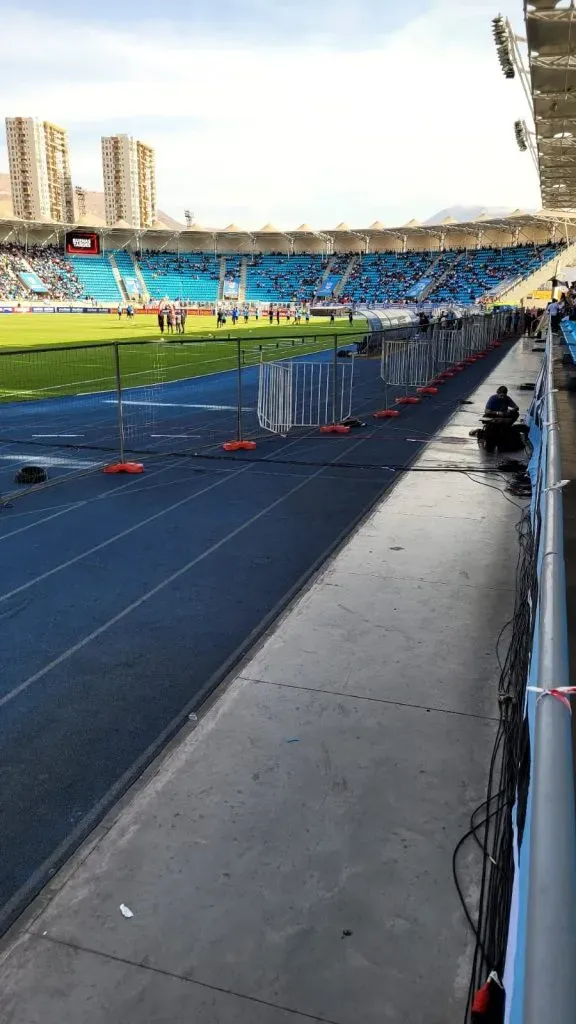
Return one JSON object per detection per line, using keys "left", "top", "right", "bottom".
{"left": 0, "top": 340, "right": 540, "bottom": 1024}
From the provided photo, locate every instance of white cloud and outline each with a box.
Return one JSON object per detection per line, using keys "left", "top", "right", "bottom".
{"left": 0, "top": 1, "right": 541, "bottom": 227}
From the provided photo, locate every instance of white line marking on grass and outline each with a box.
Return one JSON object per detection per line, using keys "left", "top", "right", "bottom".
{"left": 0, "top": 389, "right": 39, "bottom": 398}
{"left": 0, "top": 430, "right": 370, "bottom": 711}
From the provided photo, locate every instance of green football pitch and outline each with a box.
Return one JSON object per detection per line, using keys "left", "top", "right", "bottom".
{"left": 0, "top": 314, "right": 364, "bottom": 401}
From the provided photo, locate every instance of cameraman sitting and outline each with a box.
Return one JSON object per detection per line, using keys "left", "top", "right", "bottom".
{"left": 484, "top": 386, "right": 519, "bottom": 424}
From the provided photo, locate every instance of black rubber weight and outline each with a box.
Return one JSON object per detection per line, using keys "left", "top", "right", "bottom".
{"left": 14, "top": 465, "right": 48, "bottom": 485}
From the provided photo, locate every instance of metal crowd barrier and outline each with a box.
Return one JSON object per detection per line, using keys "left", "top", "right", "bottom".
{"left": 378, "top": 310, "right": 512, "bottom": 412}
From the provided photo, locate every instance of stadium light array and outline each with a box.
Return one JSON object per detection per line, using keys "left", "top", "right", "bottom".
{"left": 492, "top": 15, "right": 515, "bottom": 79}
{"left": 514, "top": 119, "right": 528, "bottom": 152}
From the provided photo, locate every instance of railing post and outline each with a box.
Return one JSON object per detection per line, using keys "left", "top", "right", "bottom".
{"left": 332, "top": 334, "right": 338, "bottom": 425}
{"left": 236, "top": 338, "right": 243, "bottom": 443}
{"left": 113, "top": 341, "right": 125, "bottom": 465}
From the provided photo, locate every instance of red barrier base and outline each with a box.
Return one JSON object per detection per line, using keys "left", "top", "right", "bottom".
{"left": 320, "top": 424, "right": 351, "bottom": 434}
{"left": 103, "top": 462, "right": 144, "bottom": 474}
{"left": 223, "top": 440, "right": 257, "bottom": 451}
{"left": 373, "top": 409, "right": 400, "bottom": 418}
{"left": 395, "top": 396, "right": 421, "bottom": 405}
{"left": 417, "top": 386, "right": 439, "bottom": 395}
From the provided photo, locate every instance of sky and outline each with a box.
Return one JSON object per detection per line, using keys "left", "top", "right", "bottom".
{"left": 0, "top": 0, "right": 541, "bottom": 228}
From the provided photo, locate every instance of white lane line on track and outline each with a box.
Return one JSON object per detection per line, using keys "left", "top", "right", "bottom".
{"left": 104, "top": 400, "right": 252, "bottom": 411}
{"left": 0, "top": 459, "right": 192, "bottom": 541}
{"left": 0, "top": 453, "right": 98, "bottom": 468}
{"left": 0, "top": 431, "right": 370, "bottom": 711}
{"left": 0, "top": 462, "right": 253, "bottom": 605}
{"left": 32, "top": 434, "right": 85, "bottom": 438}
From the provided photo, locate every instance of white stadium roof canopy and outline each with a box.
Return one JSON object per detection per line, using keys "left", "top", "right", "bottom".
{"left": 1, "top": 208, "right": 574, "bottom": 239}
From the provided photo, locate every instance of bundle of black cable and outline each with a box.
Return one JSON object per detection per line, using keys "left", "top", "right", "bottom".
{"left": 453, "top": 508, "right": 537, "bottom": 1023}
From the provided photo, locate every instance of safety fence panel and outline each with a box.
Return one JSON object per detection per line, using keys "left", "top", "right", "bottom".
{"left": 257, "top": 355, "right": 354, "bottom": 435}
{"left": 380, "top": 337, "right": 434, "bottom": 387}
{"left": 0, "top": 342, "right": 122, "bottom": 502}
{"left": 435, "top": 328, "right": 462, "bottom": 372}
{"left": 257, "top": 361, "right": 293, "bottom": 434}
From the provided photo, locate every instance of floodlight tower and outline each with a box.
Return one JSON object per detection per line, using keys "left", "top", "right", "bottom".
{"left": 492, "top": 13, "right": 538, "bottom": 172}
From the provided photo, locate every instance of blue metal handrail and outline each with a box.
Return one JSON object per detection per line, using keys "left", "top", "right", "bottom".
{"left": 524, "top": 322, "right": 576, "bottom": 1023}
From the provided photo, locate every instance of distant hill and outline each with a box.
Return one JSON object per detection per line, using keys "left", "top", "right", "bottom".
{"left": 424, "top": 205, "right": 522, "bottom": 225}
{"left": 0, "top": 173, "right": 183, "bottom": 229}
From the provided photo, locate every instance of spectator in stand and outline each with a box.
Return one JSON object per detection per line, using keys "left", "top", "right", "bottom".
{"left": 0, "top": 243, "right": 84, "bottom": 302}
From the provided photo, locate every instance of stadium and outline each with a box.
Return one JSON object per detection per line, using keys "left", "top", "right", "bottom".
{"left": 0, "top": 3, "right": 575, "bottom": 1024}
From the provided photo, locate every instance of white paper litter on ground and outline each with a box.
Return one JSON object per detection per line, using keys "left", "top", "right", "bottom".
{"left": 119, "top": 904, "right": 134, "bottom": 918}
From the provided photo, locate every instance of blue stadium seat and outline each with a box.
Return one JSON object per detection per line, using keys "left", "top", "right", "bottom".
{"left": 426, "top": 243, "right": 563, "bottom": 304}
{"left": 343, "top": 252, "right": 437, "bottom": 304}
{"left": 245, "top": 254, "right": 324, "bottom": 302}
{"left": 138, "top": 251, "right": 220, "bottom": 301}
{"left": 69, "top": 255, "right": 122, "bottom": 302}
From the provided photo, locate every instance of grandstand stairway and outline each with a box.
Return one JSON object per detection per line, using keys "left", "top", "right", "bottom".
{"left": 315, "top": 256, "right": 335, "bottom": 297}
{"left": 334, "top": 255, "right": 358, "bottom": 297}
{"left": 108, "top": 253, "right": 129, "bottom": 301}
{"left": 113, "top": 250, "right": 148, "bottom": 302}
{"left": 218, "top": 257, "right": 226, "bottom": 301}
{"left": 239, "top": 257, "right": 248, "bottom": 303}
{"left": 419, "top": 251, "right": 464, "bottom": 300}
{"left": 132, "top": 257, "right": 150, "bottom": 302}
